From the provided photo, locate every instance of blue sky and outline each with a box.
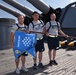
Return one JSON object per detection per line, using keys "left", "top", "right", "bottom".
{"left": 0, "top": 0, "right": 75, "bottom": 22}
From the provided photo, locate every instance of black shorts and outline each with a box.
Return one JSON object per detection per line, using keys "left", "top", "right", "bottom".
{"left": 16, "top": 52, "right": 28, "bottom": 58}
{"left": 13, "top": 49, "right": 28, "bottom": 59}
{"left": 47, "top": 37, "right": 59, "bottom": 50}
{"left": 21, "top": 52, "right": 28, "bottom": 56}
{"left": 35, "top": 39, "right": 44, "bottom": 52}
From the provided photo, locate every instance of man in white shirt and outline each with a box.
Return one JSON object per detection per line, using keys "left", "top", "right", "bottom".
{"left": 29, "top": 11, "right": 45, "bottom": 69}
{"left": 10, "top": 15, "right": 28, "bottom": 74}
{"left": 45, "top": 13, "right": 68, "bottom": 66}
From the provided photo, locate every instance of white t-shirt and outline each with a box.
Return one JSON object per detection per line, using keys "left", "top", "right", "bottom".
{"left": 46, "top": 21, "right": 61, "bottom": 35}
{"left": 29, "top": 20, "right": 44, "bottom": 38}
{"left": 11, "top": 24, "right": 28, "bottom": 33}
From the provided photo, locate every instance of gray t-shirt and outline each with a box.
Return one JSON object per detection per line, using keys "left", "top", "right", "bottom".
{"left": 29, "top": 20, "right": 44, "bottom": 38}
{"left": 11, "top": 24, "right": 28, "bottom": 33}
{"left": 46, "top": 21, "right": 61, "bottom": 35}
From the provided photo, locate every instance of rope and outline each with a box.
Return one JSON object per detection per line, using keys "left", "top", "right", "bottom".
{"left": 30, "top": 31, "right": 76, "bottom": 39}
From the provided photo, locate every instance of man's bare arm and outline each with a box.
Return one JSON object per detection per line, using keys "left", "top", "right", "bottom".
{"left": 59, "top": 29, "right": 68, "bottom": 37}
{"left": 10, "top": 32, "right": 14, "bottom": 48}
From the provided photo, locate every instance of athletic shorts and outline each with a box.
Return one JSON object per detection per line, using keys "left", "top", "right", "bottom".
{"left": 47, "top": 37, "right": 59, "bottom": 50}
{"left": 21, "top": 52, "right": 28, "bottom": 56}
{"left": 13, "top": 49, "right": 28, "bottom": 58}
{"left": 35, "top": 39, "right": 45, "bottom": 52}
{"left": 16, "top": 52, "right": 28, "bottom": 59}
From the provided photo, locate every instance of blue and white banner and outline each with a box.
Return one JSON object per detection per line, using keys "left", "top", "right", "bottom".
{"left": 14, "top": 31, "right": 36, "bottom": 59}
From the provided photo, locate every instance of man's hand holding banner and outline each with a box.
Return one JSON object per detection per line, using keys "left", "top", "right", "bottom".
{"left": 14, "top": 31, "right": 37, "bottom": 59}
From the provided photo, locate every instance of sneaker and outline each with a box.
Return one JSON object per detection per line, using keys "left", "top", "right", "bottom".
{"left": 52, "top": 60, "right": 58, "bottom": 65}
{"left": 21, "top": 66, "right": 28, "bottom": 72}
{"left": 49, "top": 60, "right": 52, "bottom": 66}
{"left": 33, "top": 63, "right": 37, "bottom": 69}
{"left": 38, "top": 63, "right": 44, "bottom": 68}
{"left": 16, "top": 68, "right": 20, "bottom": 74}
